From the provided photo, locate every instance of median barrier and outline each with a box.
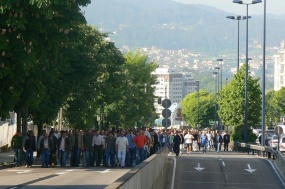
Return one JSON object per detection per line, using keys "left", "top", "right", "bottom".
{"left": 105, "top": 147, "right": 169, "bottom": 189}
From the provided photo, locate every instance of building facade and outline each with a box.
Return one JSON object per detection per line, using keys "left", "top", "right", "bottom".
{"left": 152, "top": 68, "right": 198, "bottom": 126}
{"left": 274, "top": 41, "right": 285, "bottom": 91}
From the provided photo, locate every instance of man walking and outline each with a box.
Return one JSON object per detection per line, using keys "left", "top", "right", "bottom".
{"left": 134, "top": 129, "right": 147, "bottom": 165}
{"left": 116, "top": 131, "right": 129, "bottom": 168}
{"left": 223, "top": 131, "right": 230, "bottom": 151}
{"left": 173, "top": 131, "right": 181, "bottom": 157}
{"left": 23, "top": 130, "right": 37, "bottom": 168}
{"left": 40, "top": 132, "right": 52, "bottom": 168}
{"left": 11, "top": 130, "right": 23, "bottom": 167}
{"left": 70, "top": 128, "right": 83, "bottom": 167}
{"left": 92, "top": 130, "right": 105, "bottom": 167}
{"left": 57, "top": 131, "right": 70, "bottom": 167}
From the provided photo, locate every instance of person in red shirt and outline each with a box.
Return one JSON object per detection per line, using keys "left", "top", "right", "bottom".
{"left": 134, "top": 129, "right": 147, "bottom": 165}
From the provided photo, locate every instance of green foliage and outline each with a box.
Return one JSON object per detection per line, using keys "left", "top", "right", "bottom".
{"left": 181, "top": 89, "right": 215, "bottom": 128}
{"left": 232, "top": 124, "right": 257, "bottom": 143}
{"left": 218, "top": 65, "right": 261, "bottom": 128}
{"left": 265, "top": 90, "right": 281, "bottom": 127}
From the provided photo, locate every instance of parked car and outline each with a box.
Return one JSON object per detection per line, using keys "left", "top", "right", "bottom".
{"left": 268, "top": 135, "right": 278, "bottom": 149}
{"left": 279, "top": 136, "right": 285, "bottom": 152}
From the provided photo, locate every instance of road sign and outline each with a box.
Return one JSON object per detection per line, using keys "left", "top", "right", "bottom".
{"left": 162, "top": 99, "right": 171, "bottom": 109}
{"left": 162, "top": 109, "right": 171, "bottom": 118}
{"left": 162, "top": 119, "right": 171, "bottom": 127}
{"left": 274, "top": 126, "right": 283, "bottom": 136}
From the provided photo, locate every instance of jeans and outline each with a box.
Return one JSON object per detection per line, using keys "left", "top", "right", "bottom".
{"left": 117, "top": 149, "right": 126, "bottom": 167}
{"left": 126, "top": 148, "right": 135, "bottom": 167}
{"left": 136, "top": 147, "right": 144, "bottom": 165}
{"left": 58, "top": 150, "right": 67, "bottom": 167}
{"left": 216, "top": 143, "right": 220, "bottom": 152}
{"left": 41, "top": 149, "right": 50, "bottom": 167}
{"left": 105, "top": 147, "right": 115, "bottom": 166}
{"left": 71, "top": 148, "right": 81, "bottom": 167}
{"left": 85, "top": 150, "right": 92, "bottom": 167}
{"left": 14, "top": 148, "right": 22, "bottom": 166}
{"left": 202, "top": 143, "right": 207, "bottom": 153}
{"left": 25, "top": 149, "right": 34, "bottom": 166}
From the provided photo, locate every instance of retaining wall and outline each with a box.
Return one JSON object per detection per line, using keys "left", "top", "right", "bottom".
{"left": 106, "top": 147, "right": 169, "bottom": 189}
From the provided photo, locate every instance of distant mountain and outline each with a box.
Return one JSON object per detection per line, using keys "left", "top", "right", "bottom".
{"left": 83, "top": 0, "right": 285, "bottom": 53}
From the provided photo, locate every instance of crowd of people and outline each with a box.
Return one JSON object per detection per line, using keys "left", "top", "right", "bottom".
{"left": 10, "top": 127, "right": 231, "bottom": 168}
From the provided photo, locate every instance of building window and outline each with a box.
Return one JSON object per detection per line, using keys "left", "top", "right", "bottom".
{"left": 281, "top": 76, "right": 284, "bottom": 85}
{"left": 281, "top": 65, "right": 285, "bottom": 73}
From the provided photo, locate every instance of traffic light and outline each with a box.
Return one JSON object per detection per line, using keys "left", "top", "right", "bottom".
{"left": 158, "top": 97, "right": 162, "bottom": 104}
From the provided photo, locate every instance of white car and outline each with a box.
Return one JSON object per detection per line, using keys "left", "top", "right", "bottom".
{"left": 268, "top": 135, "right": 278, "bottom": 149}
{"left": 279, "top": 136, "right": 285, "bottom": 152}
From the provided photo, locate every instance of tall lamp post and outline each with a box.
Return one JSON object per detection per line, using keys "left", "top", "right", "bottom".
{"left": 226, "top": 16, "right": 249, "bottom": 71}
{"left": 196, "top": 81, "right": 200, "bottom": 128}
{"left": 215, "top": 66, "right": 220, "bottom": 131}
{"left": 261, "top": 0, "right": 266, "bottom": 148}
{"left": 213, "top": 72, "right": 218, "bottom": 129}
{"left": 233, "top": 0, "right": 262, "bottom": 143}
{"left": 217, "top": 59, "right": 223, "bottom": 133}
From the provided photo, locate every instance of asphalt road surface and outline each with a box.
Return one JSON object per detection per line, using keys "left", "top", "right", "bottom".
{"left": 174, "top": 151, "right": 285, "bottom": 189}
{"left": 0, "top": 166, "right": 130, "bottom": 189}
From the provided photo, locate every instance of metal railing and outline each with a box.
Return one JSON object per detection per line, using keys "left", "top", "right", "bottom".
{"left": 236, "top": 142, "right": 277, "bottom": 159}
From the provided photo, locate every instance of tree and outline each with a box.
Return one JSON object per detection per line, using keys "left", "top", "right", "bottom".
{"left": 273, "top": 87, "right": 285, "bottom": 121}
{"left": 265, "top": 90, "right": 281, "bottom": 127}
{"left": 218, "top": 65, "right": 261, "bottom": 130}
{"left": 181, "top": 89, "right": 215, "bottom": 128}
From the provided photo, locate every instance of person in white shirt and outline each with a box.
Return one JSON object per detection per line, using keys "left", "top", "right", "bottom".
{"left": 184, "top": 131, "right": 194, "bottom": 155}
{"left": 116, "top": 131, "right": 129, "bottom": 167}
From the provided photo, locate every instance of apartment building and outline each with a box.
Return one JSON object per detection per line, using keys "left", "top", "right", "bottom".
{"left": 274, "top": 41, "right": 285, "bottom": 91}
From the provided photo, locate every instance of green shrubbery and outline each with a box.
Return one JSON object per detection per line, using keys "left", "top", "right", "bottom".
{"left": 232, "top": 124, "right": 257, "bottom": 143}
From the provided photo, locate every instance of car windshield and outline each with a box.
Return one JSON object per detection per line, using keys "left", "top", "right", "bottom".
{"left": 272, "top": 135, "right": 278, "bottom": 140}
{"left": 282, "top": 138, "right": 285, "bottom": 143}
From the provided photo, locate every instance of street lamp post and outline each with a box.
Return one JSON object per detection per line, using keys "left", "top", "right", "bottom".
{"left": 226, "top": 16, "right": 249, "bottom": 71}
{"left": 233, "top": 0, "right": 262, "bottom": 143}
{"left": 214, "top": 66, "right": 220, "bottom": 131}
{"left": 196, "top": 81, "right": 200, "bottom": 128}
{"left": 217, "top": 59, "right": 223, "bottom": 133}
{"left": 261, "top": 0, "right": 266, "bottom": 148}
{"left": 213, "top": 72, "right": 218, "bottom": 129}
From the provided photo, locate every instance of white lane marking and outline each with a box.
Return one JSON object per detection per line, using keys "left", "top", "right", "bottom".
{"left": 266, "top": 159, "right": 285, "bottom": 188}
{"left": 56, "top": 172, "right": 68, "bottom": 175}
{"left": 244, "top": 164, "right": 256, "bottom": 173}
{"left": 96, "top": 169, "right": 113, "bottom": 173}
{"left": 8, "top": 170, "right": 32, "bottom": 174}
{"left": 222, "top": 161, "right": 225, "bottom": 166}
{"left": 194, "top": 163, "right": 205, "bottom": 171}
{"left": 9, "top": 187, "right": 18, "bottom": 189}
{"left": 65, "top": 170, "right": 74, "bottom": 172}
{"left": 168, "top": 156, "right": 176, "bottom": 189}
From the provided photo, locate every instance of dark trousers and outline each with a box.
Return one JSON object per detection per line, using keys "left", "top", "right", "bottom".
{"left": 25, "top": 149, "right": 34, "bottom": 166}
{"left": 94, "top": 145, "right": 103, "bottom": 167}
{"left": 49, "top": 149, "right": 57, "bottom": 165}
{"left": 173, "top": 145, "right": 180, "bottom": 156}
{"left": 224, "top": 142, "right": 229, "bottom": 151}
{"left": 71, "top": 148, "right": 81, "bottom": 167}
{"left": 126, "top": 148, "right": 135, "bottom": 167}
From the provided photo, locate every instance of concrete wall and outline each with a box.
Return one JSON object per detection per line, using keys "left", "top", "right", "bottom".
{"left": 0, "top": 122, "right": 17, "bottom": 149}
{"left": 106, "top": 147, "right": 168, "bottom": 189}
{"left": 274, "top": 151, "right": 285, "bottom": 180}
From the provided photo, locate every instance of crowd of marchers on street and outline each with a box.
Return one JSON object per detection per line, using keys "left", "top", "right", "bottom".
{"left": 10, "top": 127, "right": 231, "bottom": 169}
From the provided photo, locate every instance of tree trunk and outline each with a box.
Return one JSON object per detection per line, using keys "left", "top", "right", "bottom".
{"left": 22, "top": 106, "right": 28, "bottom": 136}
{"left": 16, "top": 107, "right": 22, "bottom": 132}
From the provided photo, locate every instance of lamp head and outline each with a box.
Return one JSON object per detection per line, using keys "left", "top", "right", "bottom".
{"left": 243, "top": 16, "right": 252, "bottom": 19}
{"left": 233, "top": 0, "right": 243, "bottom": 4}
{"left": 215, "top": 67, "right": 220, "bottom": 70}
{"left": 237, "top": 15, "right": 241, "bottom": 20}
{"left": 217, "top": 59, "right": 223, "bottom": 62}
{"left": 226, "top": 16, "right": 235, "bottom": 20}
{"left": 252, "top": 0, "right": 262, "bottom": 4}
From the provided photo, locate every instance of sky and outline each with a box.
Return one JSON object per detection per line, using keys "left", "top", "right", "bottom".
{"left": 174, "top": 0, "right": 285, "bottom": 15}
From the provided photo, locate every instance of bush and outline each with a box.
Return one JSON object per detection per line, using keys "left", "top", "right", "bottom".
{"left": 232, "top": 124, "right": 256, "bottom": 143}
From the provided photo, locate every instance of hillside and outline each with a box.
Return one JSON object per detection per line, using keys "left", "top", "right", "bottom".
{"left": 82, "top": 0, "right": 285, "bottom": 53}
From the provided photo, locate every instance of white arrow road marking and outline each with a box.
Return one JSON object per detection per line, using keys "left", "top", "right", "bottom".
{"left": 222, "top": 161, "right": 225, "bottom": 166}
{"left": 245, "top": 164, "right": 256, "bottom": 173}
{"left": 194, "top": 163, "right": 205, "bottom": 171}
{"left": 8, "top": 169, "right": 32, "bottom": 174}
{"left": 96, "top": 169, "right": 114, "bottom": 174}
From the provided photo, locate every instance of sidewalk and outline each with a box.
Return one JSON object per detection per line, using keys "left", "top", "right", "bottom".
{"left": 0, "top": 150, "right": 14, "bottom": 164}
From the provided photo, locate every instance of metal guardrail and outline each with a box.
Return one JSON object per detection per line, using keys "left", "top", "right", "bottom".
{"left": 236, "top": 142, "right": 277, "bottom": 159}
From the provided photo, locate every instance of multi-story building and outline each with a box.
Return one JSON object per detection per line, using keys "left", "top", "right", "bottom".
{"left": 274, "top": 41, "right": 285, "bottom": 91}
{"left": 152, "top": 68, "right": 198, "bottom": 126}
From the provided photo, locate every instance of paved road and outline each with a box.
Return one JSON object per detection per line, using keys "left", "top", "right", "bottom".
{"left": 174, "top": 151, "right": 285, "bottom": 189}
{"left": 0, "top": 164, "right": 130, "bottom": 189}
